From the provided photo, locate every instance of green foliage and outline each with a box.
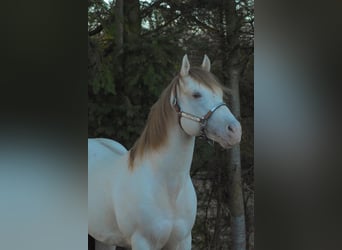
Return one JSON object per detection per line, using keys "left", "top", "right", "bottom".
{"left": 89, "top": 26, "right": 183, "bottom": 147}
{"left": 91, "top": 63, "right": 116, "bottom": 95}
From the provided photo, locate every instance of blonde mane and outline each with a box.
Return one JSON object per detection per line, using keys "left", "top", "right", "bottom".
{"left": 128, "top": 67, "right": 226, "bottom": 169}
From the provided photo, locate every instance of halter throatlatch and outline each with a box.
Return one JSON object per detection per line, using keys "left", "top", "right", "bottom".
{"left": 172, "top": 85, "right": 227, "bottom": 141}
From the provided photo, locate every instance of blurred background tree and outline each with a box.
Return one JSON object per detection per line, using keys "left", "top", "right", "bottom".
{"left": 88, "top": 0, "right": 253, "bottom": 249}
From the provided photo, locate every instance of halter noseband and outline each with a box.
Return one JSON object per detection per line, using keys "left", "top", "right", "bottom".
{"left": 172, "top": 84, "right": 227, "bottom": 140}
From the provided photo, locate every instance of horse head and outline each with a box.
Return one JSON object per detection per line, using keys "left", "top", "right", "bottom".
{"left": 171, "top": 54, "right": 242, "bottom": 148}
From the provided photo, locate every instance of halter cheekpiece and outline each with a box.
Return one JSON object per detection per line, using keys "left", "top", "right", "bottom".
{"left": 172, "top": 84, "right": 227, "bottom": 141}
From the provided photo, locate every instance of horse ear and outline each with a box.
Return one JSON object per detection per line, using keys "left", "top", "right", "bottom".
{"left": 170, "top": 83, "right": 176, "bottom": 107}
{"left": 201, "top": 54, "right": 211, "bottom": 72}
{"left": 180, "top": 54, "right": 190, "bottom": 77}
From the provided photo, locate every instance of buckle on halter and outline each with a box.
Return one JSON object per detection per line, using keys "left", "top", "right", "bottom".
{"left": 198, "top": 129, "right": 214, "bottom": 146}
{"left": 207, "top": 139, "right": 215, "bottom": 146}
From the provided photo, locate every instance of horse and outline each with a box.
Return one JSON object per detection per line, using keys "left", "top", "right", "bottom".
{"left": 88, "top": 54, "right": 242, "bottom": 250}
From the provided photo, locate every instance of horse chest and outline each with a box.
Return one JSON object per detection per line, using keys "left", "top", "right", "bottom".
{"left": 167, "top": 180, "right": 197, "bottom": 242}
{"left": 133, "top": 178, "right": 196, "bottom": 243}
{"left": 140, "top": 212, "right": 193, "bottom": 247}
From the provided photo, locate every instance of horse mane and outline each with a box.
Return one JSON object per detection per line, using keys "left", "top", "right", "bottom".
{"left": 128, "top": 67, "right": 226, "bottom": 169}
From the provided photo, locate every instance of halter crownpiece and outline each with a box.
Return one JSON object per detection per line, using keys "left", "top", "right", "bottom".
{"left": 172, "top": 85, "right": 227, "bottom": 140}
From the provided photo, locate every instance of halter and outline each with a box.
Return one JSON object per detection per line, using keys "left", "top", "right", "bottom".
{"left": 172, "top": 84, "right": 227, "bottom": 140}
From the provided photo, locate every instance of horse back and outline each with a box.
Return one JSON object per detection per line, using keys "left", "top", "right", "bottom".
{"left": 88, "top": 138, "right": 127, "bottom": 169}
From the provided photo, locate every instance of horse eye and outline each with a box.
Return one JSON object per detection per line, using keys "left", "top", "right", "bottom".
{"left": 192, "top": 92, "right": 202, "bottom": 99}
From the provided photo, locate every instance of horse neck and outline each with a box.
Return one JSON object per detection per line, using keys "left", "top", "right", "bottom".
{"left": 149, "top": 122, "right": 195, "bottom": 181}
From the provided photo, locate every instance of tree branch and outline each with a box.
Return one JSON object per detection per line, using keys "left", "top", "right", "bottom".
{"left": 141, "top": 14, "right": 182, "bottom": 36}
{"left": 88, "top": 24, "right": 103, "bottom": 36}
{"left": 190, "top": 16, "right": 220, "bottom": 34}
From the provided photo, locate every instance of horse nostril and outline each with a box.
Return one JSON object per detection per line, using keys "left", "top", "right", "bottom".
{"left": 227, "top": 122, "right": 240, "bottom": 133}
{"left": 228, "top": 125, "right": 234, "bottom": 132}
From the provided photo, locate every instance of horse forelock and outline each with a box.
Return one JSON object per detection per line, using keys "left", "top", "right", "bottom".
{"left": 187, "top": 67, "right": 227, "bottom": 95}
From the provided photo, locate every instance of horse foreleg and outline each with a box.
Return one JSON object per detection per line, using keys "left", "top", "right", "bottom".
{"left": 169, "top": 233, "right": 191, "bottom": 250}
{"left": 177, "top": 233, "right": 191, "bottom": 250}
{"left": 95, "top": 240, "right": 117, "bottom": 250}
{"left": 131, "top": 232, "right": 154, "bottom": 250}
{"left": 163, "top": 233, "right": 191, "bottom": 250}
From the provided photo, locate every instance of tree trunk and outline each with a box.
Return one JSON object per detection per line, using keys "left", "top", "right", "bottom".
{"left": 123, "top": 0, "right": 141, "bottom": 45}
{"left": 223, "top": 0, "right": 246, "bottom": 249}
{"left": 114, "top": 0, "right": 124, "bottom": 54}
{"left": 212, "top": 160, "right": 223, "bottom": 250}
{"left": 122, "top": 0, "right": 141, "bottom": 92}
{"left": 113, "top": 0, "right": 124, "bottom": 92}
{"left": 227, "top": 50, "right": 246, "bottom": 250}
